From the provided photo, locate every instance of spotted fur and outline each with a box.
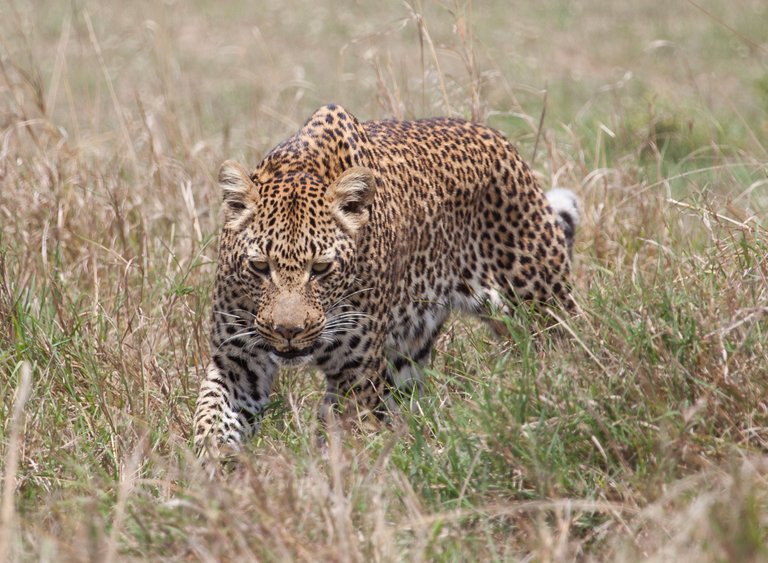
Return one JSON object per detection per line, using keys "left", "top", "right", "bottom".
{"left": 193, "top": 104, "right": 578, "bottom": 458}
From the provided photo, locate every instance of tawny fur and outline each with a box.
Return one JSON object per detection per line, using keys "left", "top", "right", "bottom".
{"left": 193, "top": 104, "right": 578, "bottom": 458}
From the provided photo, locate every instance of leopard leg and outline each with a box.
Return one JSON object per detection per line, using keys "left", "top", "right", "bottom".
{"left": 320, "top": 353, "right": 390, "bottom": 426}
{"left": 385, "top": 305, "right": 448, "bottom": 407}
{"left": 193, "top": 350, "right": 277, "bottom": 460}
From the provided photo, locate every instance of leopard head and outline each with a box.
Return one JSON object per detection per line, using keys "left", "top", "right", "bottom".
{"left": 216, "top": 159, "right": 376, "bottom": 362}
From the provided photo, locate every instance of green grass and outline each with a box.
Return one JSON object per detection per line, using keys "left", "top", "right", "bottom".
{"left": 1, "top": 0, "right": 768, "bottom": 560}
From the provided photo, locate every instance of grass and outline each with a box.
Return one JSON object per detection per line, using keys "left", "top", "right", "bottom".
{"left": 1, "top": 0, "right": 767, "bottom": 560}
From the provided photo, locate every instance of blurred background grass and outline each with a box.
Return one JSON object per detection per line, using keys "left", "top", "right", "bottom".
{"left": 1, "top": 0, "right": 767, "bottom": 560}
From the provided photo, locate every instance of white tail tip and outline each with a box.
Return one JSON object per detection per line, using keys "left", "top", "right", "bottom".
{"left": 546, "top": 188, "right": 580, "bottom": 246}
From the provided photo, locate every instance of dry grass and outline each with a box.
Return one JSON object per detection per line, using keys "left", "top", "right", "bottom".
{"left": 1, "top": 0, "right": 767, "bottom": 560}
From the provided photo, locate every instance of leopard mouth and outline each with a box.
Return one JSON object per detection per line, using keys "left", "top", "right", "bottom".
{"left": 264, "top": 341, "right": 319, "bottom": 360}
{"left": 272, "top": 347, "right": 314, "bottom": 359}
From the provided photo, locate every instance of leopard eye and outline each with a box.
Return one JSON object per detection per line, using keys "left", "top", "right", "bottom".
{"left": 248, "top": 259, "right": 270, "bottom": 276}
{"left": 310, "top": 261, "right": 332, "bottom": 277}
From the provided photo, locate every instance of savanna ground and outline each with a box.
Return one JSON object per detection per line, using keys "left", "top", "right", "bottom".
{"left": 1, "top": 0, "right": 767, "bottom": 560}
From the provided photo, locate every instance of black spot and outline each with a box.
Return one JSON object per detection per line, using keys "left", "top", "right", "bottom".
{"left": 341, "top": 357, "right": 363, "bottom": 371}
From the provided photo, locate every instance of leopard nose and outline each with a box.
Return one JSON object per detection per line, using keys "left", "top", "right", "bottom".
{"left": 274, "top": 324, "right": 303, "bottom": 341}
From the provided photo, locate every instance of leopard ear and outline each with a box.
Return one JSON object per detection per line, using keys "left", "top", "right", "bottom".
{"left": 219, "top": 160, "right": 256, "bottom": 216}
{"left": 326, "top": 167, "right": 377, "bottom": 235}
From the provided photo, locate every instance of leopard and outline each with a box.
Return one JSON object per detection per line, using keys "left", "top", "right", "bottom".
{"left": 192, "top": 104, "right": 579, "bottom": 458}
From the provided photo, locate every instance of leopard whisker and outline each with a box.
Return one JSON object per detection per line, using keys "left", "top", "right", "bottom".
{"left": 327, "top": 311, "right": 373, "bottom": 321}
{"left": 328, "top": 313, "right": 370, "bottom": 320}
{"left": 231, "top": 308, "right": 257, "bottom": 320}
{"left": 214, "top": 310, "right": 243, "bottom": 319}
{"left": 326, "top": 287, "right": 374, "bottom": 313}
{"left": 324, "top": 322, "right": 361, "bottom": 331}
{"left": 214, "top": 329, "right": 261, "bottom": 354}
{"left": 326, "top": 317, "right": 363, "bottom": 323}
{"left": 325, "top": 317, "right": 369, "bottom": 327}
{"left": 219, "top": 320, "right": 248, "bottom": 329}
{"left": 321, "top": 327, "right": 355, "bottom": 338}
{"left": 245, "top": 336, "right": 267, "bottom": 354}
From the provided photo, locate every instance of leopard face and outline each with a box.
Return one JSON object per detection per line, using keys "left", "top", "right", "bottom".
{"left": 217, "top": 161, "right": 376, "bottom": 362}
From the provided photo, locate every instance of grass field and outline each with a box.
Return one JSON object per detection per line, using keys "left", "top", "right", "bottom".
{"left": 1, "top": 0, "right": 767, "bottom": 560}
